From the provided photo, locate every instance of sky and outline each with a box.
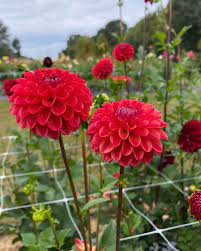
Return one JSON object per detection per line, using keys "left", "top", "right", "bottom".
{"left": 0, "top": 0, "right": 167, "bottom": 59}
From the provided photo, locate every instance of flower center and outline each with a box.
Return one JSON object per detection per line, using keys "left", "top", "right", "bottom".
{"left": 43, "top": 74, "right": 61, "bottom": 87}
{"left": 116, "top": 106, "right": 138, "bottom": 120}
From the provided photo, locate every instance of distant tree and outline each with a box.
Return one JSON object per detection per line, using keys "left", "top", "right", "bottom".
{"left": 96, "top": 20, "right": 127, "bottom": 48}
{"left": 12, "top": 37, "right": 21, "bottom": 57}
{"left": 126, "top": 11, "right": 164, "bottom": 49}
{"left": 0, "top": 20, "right": 13, "bottom": 56}
{"left": 96, "top": 33, "right": 109, "bottom": 55}
{"left": 74, "top": 36, "right": 97, "bottom": 59}
{"left": 172, "top": 0, "right": 201, "bottom": 51}
{"left": 62, "top": 35, "right": 81, "bottom": 58}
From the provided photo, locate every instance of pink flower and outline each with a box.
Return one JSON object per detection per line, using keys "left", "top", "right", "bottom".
{"left": 92, "top": 58, "right": 113, "bottom": 80}
{"left": 186, "top": 51, "right": 196, "bottom": 60}
{"left": 9, "top": 68, "right": 92, "bottom": 139}
{"left": 113, "top": 43, "right": 134, "bottom": 62}
{"left": 87, "top": 100, "right": 168, "bottom": 167}
{"left": 162, "top": 51, "right": 174, "bottom": 60}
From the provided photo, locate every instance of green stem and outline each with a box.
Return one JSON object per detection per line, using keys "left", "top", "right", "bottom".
{"left": 124, "top": 62, "right": 130, "bottom": 99}
{"left": 58, "top": 135, "right": 88, "bottom": 251}
{"left": 48, "top": 216, "right": 60, "bottom": 251}
{"left": 116, "top": 166, "right": 124, "bottom": 251}
{"left": 81, "top": 127, "right": 92, "bottom": 251}
{"left": 96, "top": 155, "right": 104, "bottom": 249}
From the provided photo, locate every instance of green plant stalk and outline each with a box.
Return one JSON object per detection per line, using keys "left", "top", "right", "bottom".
{"left": 81, "top": 127, "right": 92, "bottom": 251}
{"left": 58, "top": 134, "right": 88, "bottom": 251}
{"left": 116, "top": 166, "right": 124, "bottom": 251}
{"left": 158, "top": 0, "right": 173, "bottom": 169}
{"left": 179, "top": 79, "right": 184, "bottom": 189}
{"left": 47, "top": 216, "right": 60, "bottom": 251}
{"left": 139, "top": 4, "right": 148, "bottom": 91}
{"left": 96, "top": 155, "right": 104, "bottom": 249}
{"left": 124, "top": 62, "right": 130, "bottom": 99}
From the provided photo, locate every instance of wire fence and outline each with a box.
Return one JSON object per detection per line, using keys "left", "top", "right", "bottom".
{"left": 0, "top": 135, "right": 199, "bottom": 250}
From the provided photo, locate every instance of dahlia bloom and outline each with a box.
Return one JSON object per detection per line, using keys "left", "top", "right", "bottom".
{"left": 87, "top": 100, "right": 168, "bottom": 167}
{"left": 75, "top": 238, "right": 103, "bottom": 251}
{"left": 178, "top": 120, "right": 201, "bottom": 153}
{"left": 92, "top": 58, "right": 113, "bottom": 80}
{"left": 9, "top": 68, "right": 92, "bottom": 139}
{"left": 112, "top": 76, "right": 132, "bottom": 83}
{"left": 113, "top": 43, "right": 134, "bottom": 62}
{"left": 43, "top": 57, "right": 53, "bottom": 67}
{"left": 188, "top": 191, "right": 201, "bottom": 221}
{"left": 186, "top": 51, "right": 196, "bottom": 60}
{"left": 3, "top": 79, "right": 18, "bottom": 96}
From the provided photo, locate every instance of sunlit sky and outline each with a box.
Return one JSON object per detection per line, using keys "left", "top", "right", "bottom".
{"left": 0, "top": 0, "right": 168, "bottom": 59}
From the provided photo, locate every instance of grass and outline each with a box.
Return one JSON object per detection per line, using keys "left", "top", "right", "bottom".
{"left": 0, "top": 99, "right": 16, "bottom": 135}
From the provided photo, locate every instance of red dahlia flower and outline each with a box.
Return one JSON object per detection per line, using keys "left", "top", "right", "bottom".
{"left": 43, "top": 57, "right": 53, "bottom": 67}
{"left": 113, "top": 43, "right": 134, "bottom": 62}
{"left": 3, "top": 79, "right": 18, "bottom": 96}
{"left": 188, "top": 191, "right": 201, "bottom": 220}
{"left": 9, "top": 68, "right": 92, "bottom": 139}
{"left": 87, "top": 100, "right": 168, "bottom": 167}
{"left": 92, "top": 58, "right": 113, "bottom": 80}
{"left": 178, "top": 120, "right": 201, "bottom": 153}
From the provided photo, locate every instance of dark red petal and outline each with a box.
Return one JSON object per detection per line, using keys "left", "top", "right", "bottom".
{"left": 37, "top": 108, "right": 51, "bottom": 125}
{"left": 48, "top": 114, "right": 62, "bottom": 131}
{"left": 28, "top": 104, "right": 42, "bottom": 114}
{"left": 151, "top": 138, "right": 163, "bottom": 153}
{"left": 133, "top": 148, "right": 144, "bottom": 160}
{"left": 118, "top": 128, "right": 129, "bottom": 140}
{"left": 141, "top": 137, "right": 152, "bottom": 152}
{"left": 35, "top": 124, "right": 48, "bottom": 137}
{"left": 99, "top": 127, "right": 111, "bottom": 137}
{"left": 48, "top": 129, "right": 60, "bottom": 139}
{"left": 110, "top": 133, "right": 121, "bottom": 147}
{"left": 129, "top": 134, "right": 141, "bottom": 147}
{"left": 111, "top": 146, "right": 122, "bottom": 162}
{"left": 51, "top": 102, "right": 66, "bottom": 116}
{"left": 143, "top": 151, "right": 153, "bottom": 164}
{"left": 122, "top": 140, "right": 133, "bottom": 156}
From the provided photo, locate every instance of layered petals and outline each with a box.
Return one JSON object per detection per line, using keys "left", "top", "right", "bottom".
{"left": 9, "top": 68, "right": 92, "bottom": 139}
{"left": 178, "top": 120, "right": 201, "bottom": 153}
{"left": 87, "top": 99, "right": 168, "bottom": 167}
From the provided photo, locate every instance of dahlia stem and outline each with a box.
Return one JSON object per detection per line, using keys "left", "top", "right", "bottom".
{"left": 179, "top": 79, "right": 184, "bottom": 190}
{"left": 116, "top": 166, "right": 124, "bottom": 251}
{"left": 96, "top": 155, "right": 104, "bottom": 249}
{"left": 158, "top": 0, "right": 173, "bottom": 170}
{"left": 47, "top": 215, "right": 61, "bottom": 251}
{"left": 163, "top": 0, "right": 172, "bottom": 123}
{"left": 81, "top": 126, "right": 92, "bottom": 251}
{"left": 58, "top": 135, "right": 88, "bottom": 251}
{"left": 123, "top": 62, "right": 130, "bottom": 99}
{"left": 139, "top": 4, "right": 148, "bottom": 92}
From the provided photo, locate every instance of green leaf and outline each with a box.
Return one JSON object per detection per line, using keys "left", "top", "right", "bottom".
{"left": 100, "top": 181, "right": 117, "bottom": 193}
{"left": 39, "top": 227, "right": 56, "bottom": 248}
{"left": 57, "top": 228, "right": 73, "bottom": 247}
{"left": 21, "top": 233, "right": 36, "bottom": 246}
{"left": 27, "top": 245, "right": 48, "bottom": 251}
{"left": 81, "top": 198, "right": 109, "bottom": 213}
{"left": 98, "top": 220, "right": 116, "bottom": 251}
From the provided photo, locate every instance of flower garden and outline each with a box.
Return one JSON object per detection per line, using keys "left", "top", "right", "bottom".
{"left": 0, "top": 0, "right": 201, "bottom": 251}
